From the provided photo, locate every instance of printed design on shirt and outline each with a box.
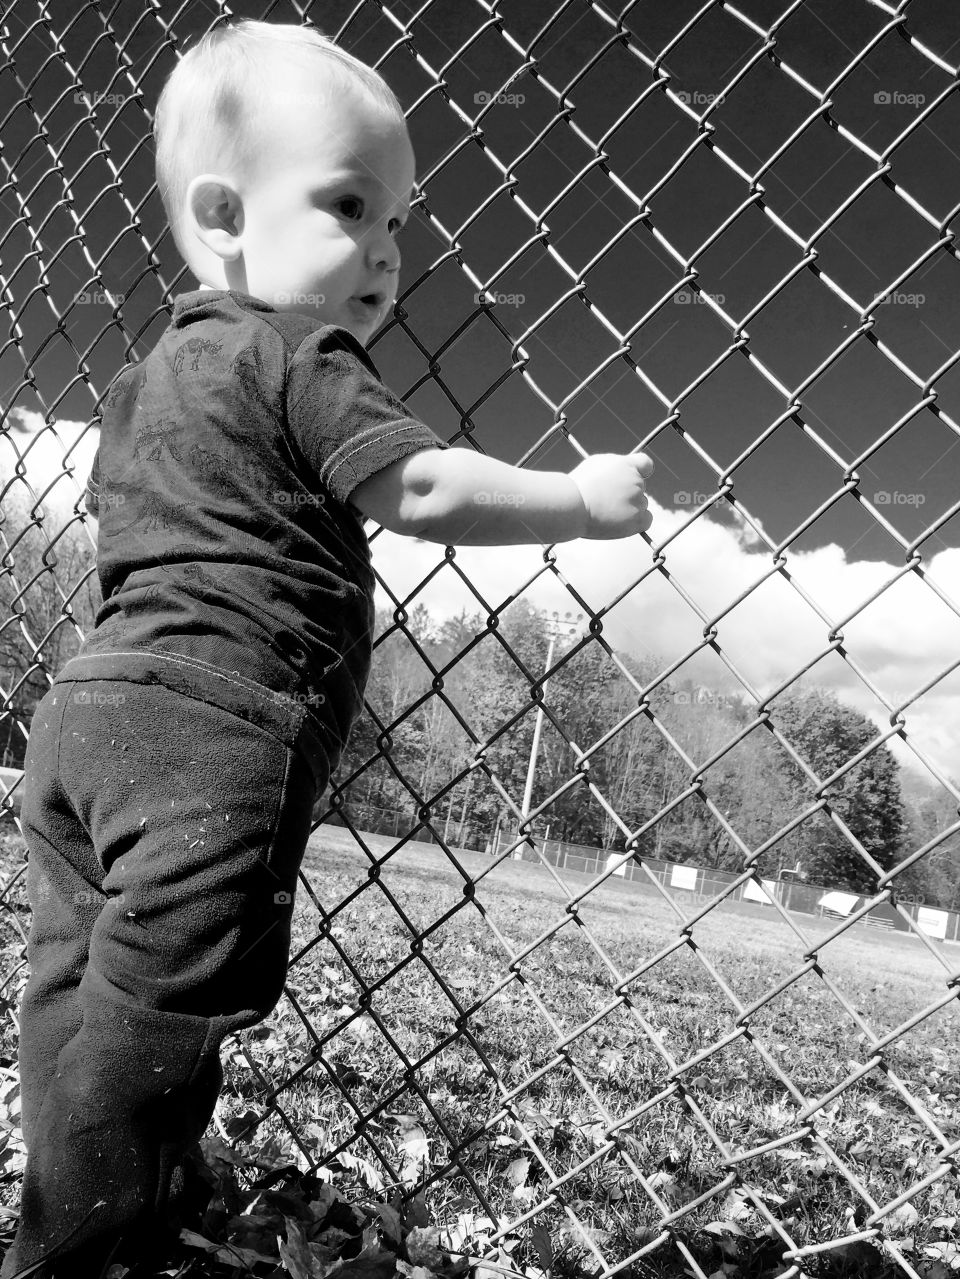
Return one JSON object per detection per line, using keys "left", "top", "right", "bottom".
{"left": 123, "top": 581, "right": 165, "bottom": 614}
{"left": 124, "top": 579, "right": 185, "bottom": 640}
{"left": 133, "top": 417, "right": 186, "bottom": 463}
{"left": 187, "top": 446, "right": 278, "bottom": 530}
{"left": 84, "top": 607, "right": 131, "bottom": 646}
{"left": 102, "top": 364, "right": 146, "bottom": 413}
{"left": 102, "top": 380, "right": 125, "bottom": 412}
{"left": 180, "top": 561, "right": 221, "bottom": 599}
{"left": 232, "top": 343, "right": 278, "bottom": 416}
{"left": 87, "top": 580, "right": 180, "bottom": 646}
{"left": 172, "top": 337, "right": 223, "bottom": 376}
{"left": 233, "top": 343, "right": 263, "bottom": 393}
{"left": 97, "top": 479, "right": 139, "bottom": 529}
{"left": 188, "top": 442, "right": 235, "bottom": 488}
{"left": 110, "top": 490, "right": 192, "bottom": 535}
{"left": 84, "top": 613, "right": 126, "bottom": 644}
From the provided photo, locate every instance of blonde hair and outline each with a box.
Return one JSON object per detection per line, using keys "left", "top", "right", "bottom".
{"left": 153, "top": 20, "right": 405, "bottom": 259}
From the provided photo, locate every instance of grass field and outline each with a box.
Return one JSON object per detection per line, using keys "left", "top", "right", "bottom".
{"left": 1, "top": 824, "right": 958, "bottom": 1278}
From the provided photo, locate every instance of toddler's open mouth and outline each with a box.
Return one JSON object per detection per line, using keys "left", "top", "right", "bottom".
{"left": 348, "top": 294, "right": 387, "bottom": 326}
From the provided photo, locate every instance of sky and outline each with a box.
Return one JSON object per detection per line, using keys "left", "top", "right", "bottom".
{"left": 2, "top": 0, "right": 960, "bottom": 783}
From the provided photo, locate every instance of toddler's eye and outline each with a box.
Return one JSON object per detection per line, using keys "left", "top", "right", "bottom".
{"left": 336, "top": 196, "right": 364, "bottom": 221}
{"left": 389, "top": 219, "right": 406, "bottom": 237}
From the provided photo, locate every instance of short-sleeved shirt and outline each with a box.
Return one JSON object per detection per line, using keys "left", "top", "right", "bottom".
{"left": 78, "top": 288, "right": 447, "bottom": 755}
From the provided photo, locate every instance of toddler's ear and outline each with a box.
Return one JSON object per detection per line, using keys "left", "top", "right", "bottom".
{"left": 186, "top": 175, "right": 244, "bottom": 261}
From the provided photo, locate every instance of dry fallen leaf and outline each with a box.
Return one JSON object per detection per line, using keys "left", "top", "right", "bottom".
{"left": 887, "top": 1201, "right": 920, "bottom": 1235}
{"left": 406, "top": 1224, "right": 448, "bottom": 1269}
{"left": 181, "top": 1227, "right": 276, "bottom": 1269}
{"left": 530, "top": 1221, "right": 553, "bottom": 1271}
{"left": 388, "top": 1114, "right": 430, "bottom": 1187}
{"left": 332, "top": 1241, "right": 402, "bottom": 1277}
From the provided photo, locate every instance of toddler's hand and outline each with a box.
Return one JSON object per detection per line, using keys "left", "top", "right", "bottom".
{"left": 570, "top": 452, "right": 654, "bottom": 538}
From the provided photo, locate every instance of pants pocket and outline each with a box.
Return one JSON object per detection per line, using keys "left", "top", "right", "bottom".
{"left": 52, "top": 679, "right": 319, "bottom": 1017}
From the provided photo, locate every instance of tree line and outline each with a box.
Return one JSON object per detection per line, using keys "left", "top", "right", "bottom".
{"left": 2, "top": 494, "right": 958, "bottom": 905}
{"left": 337, "top": 600, "right": 960, "bottom": 907}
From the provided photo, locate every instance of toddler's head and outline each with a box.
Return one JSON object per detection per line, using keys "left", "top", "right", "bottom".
{"left": 154, "top": 21, "right": 415, "bottom": 343}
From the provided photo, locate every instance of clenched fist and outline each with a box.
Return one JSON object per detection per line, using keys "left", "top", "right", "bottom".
{"left": 570, "top": 452, "right": 654, "bottom": 538}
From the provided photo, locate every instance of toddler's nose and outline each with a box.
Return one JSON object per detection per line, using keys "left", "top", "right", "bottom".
{"left": 370, "top": 226, "right": 401, "bottom": 275}
{"left": 372, "top": 246, "right": 400, "bottom": 276}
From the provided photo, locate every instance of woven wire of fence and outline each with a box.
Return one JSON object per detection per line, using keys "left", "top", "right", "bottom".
{"left": 2, "top": 1, "right": 960, "bottom": 1276}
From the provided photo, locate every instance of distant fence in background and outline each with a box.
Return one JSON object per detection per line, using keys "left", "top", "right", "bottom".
{"left": 512, "top": 836, "right": 960, "bottom": 944}
{"left": 333, "top": 801, "right": 960, "bottom": 943}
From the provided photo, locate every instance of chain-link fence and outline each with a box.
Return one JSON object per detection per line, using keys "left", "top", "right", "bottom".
{"left": 2, "top": 1, "right": 960, "bottom": 1275}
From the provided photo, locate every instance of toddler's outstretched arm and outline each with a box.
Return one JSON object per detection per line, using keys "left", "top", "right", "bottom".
{"left": 350, "top": 447, "right": 654, "bottom": 546}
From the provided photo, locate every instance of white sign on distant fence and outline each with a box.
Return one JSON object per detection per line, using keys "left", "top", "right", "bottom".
{"left": 819, "top": 891, "right": 860, "bottom": 916}
{"left": 671, "top": 864, "right": 699, "bottom": 891}
{"left": 743, "top": 877, "right": 776, "bottom": 905}
{"left": 917, "top": 906, "right": 949, "bottom": 939}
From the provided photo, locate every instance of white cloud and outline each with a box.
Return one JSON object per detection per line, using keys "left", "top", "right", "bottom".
{"left": 1, "top": 407, "right": 98, "bottom": 519}
{"left": 368, "top": 500, "right": 960, "bottom": 783}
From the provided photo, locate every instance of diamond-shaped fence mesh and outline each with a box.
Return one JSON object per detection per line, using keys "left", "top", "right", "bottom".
{"left": 1, "top": 1, "right": 960, "bottom": 1275}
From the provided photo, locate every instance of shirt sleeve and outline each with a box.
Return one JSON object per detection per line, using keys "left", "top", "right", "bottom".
{"left": 285, "top": 325, "right": 448, "bottom": 506}
{"left": 84, "top": 446, "right": 100, "bottom": 516}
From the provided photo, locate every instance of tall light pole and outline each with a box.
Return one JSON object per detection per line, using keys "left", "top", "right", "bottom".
{"left": 516, "top": 610, "right": 585, "bottom": 859}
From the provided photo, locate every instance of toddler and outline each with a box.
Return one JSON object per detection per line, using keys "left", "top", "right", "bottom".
{"left": 2, "top": 20, "right": 652, "bottom": 1278}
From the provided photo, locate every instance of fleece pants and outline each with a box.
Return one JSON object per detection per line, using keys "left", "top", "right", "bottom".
{"left": 0, "top": 650, "right": 333, "bottom": 1278}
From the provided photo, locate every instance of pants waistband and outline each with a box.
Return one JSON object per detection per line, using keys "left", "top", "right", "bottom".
{"left": 55, "top": 649, "right": 336, "bottom": 788}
